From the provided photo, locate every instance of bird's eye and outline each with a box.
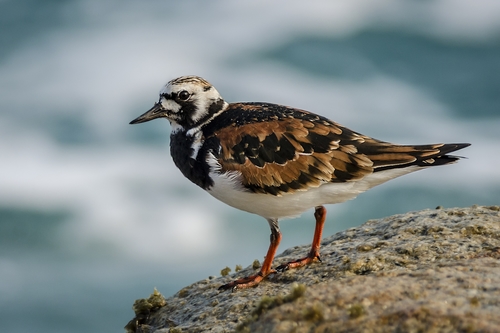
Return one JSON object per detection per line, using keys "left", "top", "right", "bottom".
{"left": 177, "top": 90, "right": 190, "bottom": 101}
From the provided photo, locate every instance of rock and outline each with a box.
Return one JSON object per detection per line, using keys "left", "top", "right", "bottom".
{"left": 125, "top": 205, "right": 500, "bottom": 333}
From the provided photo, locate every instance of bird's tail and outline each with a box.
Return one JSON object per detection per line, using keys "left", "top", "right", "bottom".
{"left": 359, "top": 143, "right": 471, "bottom": 172}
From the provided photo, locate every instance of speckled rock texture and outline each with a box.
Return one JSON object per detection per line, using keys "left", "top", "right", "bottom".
{"left": 126, "top": 205, "right": 500, "bottom": 333}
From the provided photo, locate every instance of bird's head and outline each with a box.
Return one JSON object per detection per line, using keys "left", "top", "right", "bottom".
{"left": 130, "top": 76, "right": 227, "bottom": 130}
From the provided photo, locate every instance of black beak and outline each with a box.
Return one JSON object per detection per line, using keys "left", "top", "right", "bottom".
{"left": 129, "top": 103, "right": 165, "bottom": 124}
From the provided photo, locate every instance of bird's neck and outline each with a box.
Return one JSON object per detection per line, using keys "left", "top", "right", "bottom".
{"left": 169, "top": 129, "right": 214, "bottom": 190}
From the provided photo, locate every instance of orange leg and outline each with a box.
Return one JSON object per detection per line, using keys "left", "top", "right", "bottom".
{"left": 276, "top": 206, "right": 326, "bottom": 271}
{"left": 219, "top": 219, "right": 282, "bottom": 291}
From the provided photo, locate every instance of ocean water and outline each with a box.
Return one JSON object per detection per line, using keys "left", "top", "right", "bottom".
{"left": 1, "top": 0, "right": 499, "bottom": 332}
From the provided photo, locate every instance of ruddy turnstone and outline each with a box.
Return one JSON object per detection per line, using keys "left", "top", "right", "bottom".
{"left": 130, "top": 75, "right": 470, "bottom": 290}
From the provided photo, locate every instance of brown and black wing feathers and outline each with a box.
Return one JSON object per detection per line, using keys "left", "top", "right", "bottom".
{"left": 205, "top": 103, "right": 372, "bottom": 195}
{"left": 204, "top": 102, "right": 469, "bottom": 196}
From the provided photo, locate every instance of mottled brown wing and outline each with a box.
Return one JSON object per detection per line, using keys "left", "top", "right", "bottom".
{"left": 208, "top": 102, "right": 469, "bottom": 196}
{"left": 213, "top": 117, "right": 374, "bottom": 195}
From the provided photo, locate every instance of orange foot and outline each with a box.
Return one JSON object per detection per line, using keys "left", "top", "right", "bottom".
{"left": 218, "top": 270, "right": 276, "bottom": 291}
{"left": 276, "top": 252, "right": 321, "bottom": 272}
{"left": 277, "top": 205, "right": 326, "bottom": 272}
{"left": 218, "top": 206, "right": 327, "bottom": 291}
{"left": 219, "top": 224, "right": 282, "bottom": 291}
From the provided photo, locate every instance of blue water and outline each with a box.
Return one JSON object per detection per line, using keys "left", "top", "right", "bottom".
{"left": 1, "top": 1, "right": 499, "bottom": 332}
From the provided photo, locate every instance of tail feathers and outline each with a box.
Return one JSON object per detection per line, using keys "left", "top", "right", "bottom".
{"left": 365, "top": 143, "right": 471, "bottom": 173}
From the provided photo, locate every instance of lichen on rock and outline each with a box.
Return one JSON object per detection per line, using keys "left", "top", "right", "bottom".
{"left": 124, "top": 205, "right": 500, "bottom": 333}
{"left": 125, "top": 288, "right": 168, "bottom": 333}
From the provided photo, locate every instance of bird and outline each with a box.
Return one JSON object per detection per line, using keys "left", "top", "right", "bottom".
{"left": 129, "top": 75, "right": 470, "bottom": 290}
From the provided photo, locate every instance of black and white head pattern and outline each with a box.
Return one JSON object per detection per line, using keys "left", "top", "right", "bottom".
{"left": 158, "top": 76, "right": 227, "bottom": 130}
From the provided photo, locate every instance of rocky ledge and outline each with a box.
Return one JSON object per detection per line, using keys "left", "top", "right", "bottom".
{"left": 126, "top": 205, "right": 500, "bottom": 333}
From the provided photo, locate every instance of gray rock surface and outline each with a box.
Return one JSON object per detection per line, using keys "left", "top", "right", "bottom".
{"left": 125, "top": 205, "right": 500, "bottom": 333}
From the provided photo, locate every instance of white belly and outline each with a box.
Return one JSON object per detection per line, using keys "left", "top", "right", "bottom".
{"left": 207, "top": 166, "right": 419, "bottom": 220}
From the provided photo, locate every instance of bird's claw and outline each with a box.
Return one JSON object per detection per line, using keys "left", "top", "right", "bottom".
{"left": 275, "top": 263, "right": 290, "bottom": 272}
{"left": 275, "top": 254, "right": 321, "bottom": 272}
{"left": 218, "top": 271, "right": 271, "bottom": 291}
